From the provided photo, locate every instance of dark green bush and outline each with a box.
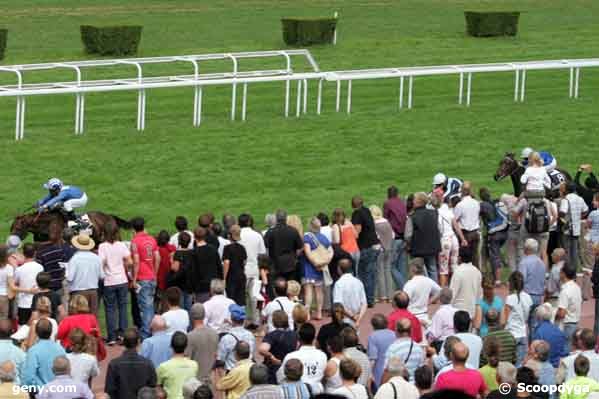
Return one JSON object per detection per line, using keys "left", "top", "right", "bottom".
{"left": 281, "top": 18, "right": 337, "bottom": 46}
{"left": 464, "top": 12, "right": 520, "bottom": 37}
{"left": 0, "top": 29, "right": 7, "bottom": 60}
{"left": 80, "top": 25, "right": 142, "bottom": 56}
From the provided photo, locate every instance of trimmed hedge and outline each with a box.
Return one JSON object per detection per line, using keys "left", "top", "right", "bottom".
{"left": 281, "top": 18, "right": 337, "bottom": 46}
{"left": 0, "top": 29, "right": 6, "bottom": 60}
{"left": 464, "top": 12, "right": 520, "bottom": 37}
{"left": 80, "top": 25, "right": 142, "bottom": 56}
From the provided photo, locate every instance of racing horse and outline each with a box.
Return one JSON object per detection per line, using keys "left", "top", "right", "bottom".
{"left": 9, "top": 210, "right": 131, "bottom": 245}
{"left": 494, "top": 152, "right": 571, "bottom": 197}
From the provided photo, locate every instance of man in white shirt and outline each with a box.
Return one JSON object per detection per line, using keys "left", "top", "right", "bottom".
{"left": 261, "top": 278, "right": 295, "bottom": 332}
{"left": 426, "top": 287, "right": 458, "bottom": 345}
{"left": 168, "top": 216, "right": 194, "bottom": 249}
{"left": 403, "top": 260, "right": 441, "bottom": 326}
{"left": 555, "top": 266, "right": 582, "bottom": 350}
{"left": 13, "top": 243, "right": 44, "bottom": 326}
{"left": 277, "top": 323, "right": 327, "bottom": 393}
{"left": 453, "top": 182, "right": 481, "bottom": 267}
{"left": 556, "top": 328, "right": 599, "bottom": 383}
{"left": 374, "top": 356, "right": 419, "bottom": 399}
{"left": 332, "top": 259, "right": 367, "bottom": 326}
{"left": 161, "top": 287, "right": 190, "bottom": 333}
{"left": 238, "top": 214, "right": 266, "bottom": 325}
{"left": 435, "top": 310, "right": 482, "bottom": 370}
{"left": 559, "top": 182, "right": 589, "bottom": 269}
{"left": 203, "top": 279, "right": 235, "bottom": 334}
{"left": 449, "top": 248, "right": 482, "bottom": 318}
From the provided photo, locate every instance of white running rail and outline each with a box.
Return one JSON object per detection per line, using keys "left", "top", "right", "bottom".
{"left": 1, "top": 52, "right": 598, "bottom": 140}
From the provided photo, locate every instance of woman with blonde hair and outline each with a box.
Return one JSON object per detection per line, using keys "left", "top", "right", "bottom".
{"left": 521, "top": 151, "right": 551, "bottom": 194}
{"left": 331, "top": 208, "right": 359, "bottom": 273}
{"left": 369, "top": 205, "right": 395, "bottom": 302}
{"left": 56, "top": 294, "right": 100, "bottom": 349}
{"left": 286, "top": 215, "right": 304, "bottom": 237}
{"left": 300, "top": 217, "right": 333, "bottom": 320}
{"left": 67, "top": 328, "right": 99, "bottom": 386}
{"left": 292, "top": 304, "right": 309, "bottom": 331}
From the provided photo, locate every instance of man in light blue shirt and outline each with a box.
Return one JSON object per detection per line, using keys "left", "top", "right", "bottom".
{"left": 139, "top": 315, "right": 173, "bottom": 368}
{"left": 66, "top": 234, "right": 104, "bottom": 315}
{"left": 37, "top": 356, "right": 93, "bottom": 399}
{"left": 218, "top": 304, "right": 256, "bottom": 371}
{"left": 0, "top": 320, "right": 25, "bottom": 385}
{"left": 518, "top": 238, "right": 546, "bottom": 335}
{"left": 22, "top": 320, "right": 66, "bottom": 392}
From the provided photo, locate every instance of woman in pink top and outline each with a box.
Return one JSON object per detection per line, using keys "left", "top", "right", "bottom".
{"left": 331, "top": 208, "right": 360, "bottom": 274}
{"left": 98, "top": 222, "right": 132, "bottom": 345}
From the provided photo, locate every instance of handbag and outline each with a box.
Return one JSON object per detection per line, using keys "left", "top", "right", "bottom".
{"left": 308, "top": 233, "right": 332, "bottom": 270}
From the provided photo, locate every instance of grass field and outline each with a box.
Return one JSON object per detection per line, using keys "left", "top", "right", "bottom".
{"left": 1, "top": 0, "right": 599, "bottom": 237}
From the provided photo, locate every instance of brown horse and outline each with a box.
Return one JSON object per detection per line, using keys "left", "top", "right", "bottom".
{"left": 494, "top": 152, "right": 571, "bottom": 197}
{"left": 9, "top": 210, "right": 131, "bottom": 244}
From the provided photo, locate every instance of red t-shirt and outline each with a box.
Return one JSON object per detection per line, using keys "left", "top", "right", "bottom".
{"left": 56, "top": 313, "right": 100, "bottom": 348}
{"left": 131, "top": 232, "right": 158, "bottom": 281}
{"left": 387, "top": 309, "right": 423, "bottom": 342}
{"left": 435, "top": 368, "right": 488, "bottom": 397}
{"left": 157, "top": 244, "right": 176, "bottom": 290}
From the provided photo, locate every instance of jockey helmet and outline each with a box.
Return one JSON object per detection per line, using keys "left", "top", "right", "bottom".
{"left": 433, "top": 173, "right": 447, "bottom": 186}
{"left": 521, "top": 147, "right": 534, "bottom": 160}
{"left": 43, "top": 178, "right": 63, "bottom": 191}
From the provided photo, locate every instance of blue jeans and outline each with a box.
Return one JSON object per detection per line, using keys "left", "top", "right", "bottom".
{"left": 515, "top": 336, "right": 528, "bottom": 367}
{"left": 358, "top": 247, "right": 380, "bottom": 306}
{"left": 181, "top": 292, "right": 193, "bottom": 312}
{"left": 422, "top": 255, "right": 439, "bottom": 283}
{"left": 528, "top": 294, "right": 543, "bottom": 341}
{"left": 137, "top": 280, "right": 156, "bottom": 340}
{"left": 103, "top": 283, "right": 129, "bottom": 342}
{"left": 391, "top": 239, "right": 408, "bottom": 290}
{"left": 563, "top": 323, "right": 578, "bottom": 352}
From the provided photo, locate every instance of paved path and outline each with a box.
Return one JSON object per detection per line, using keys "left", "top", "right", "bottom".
{"left": 92, "top": 288, "right": 597, "bottom": 394}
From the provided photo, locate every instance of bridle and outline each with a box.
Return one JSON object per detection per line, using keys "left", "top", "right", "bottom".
{"left": 498, "top": 154, "right": 520, "bottom": 180}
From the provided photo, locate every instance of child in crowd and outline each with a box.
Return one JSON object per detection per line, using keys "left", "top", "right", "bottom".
{"left": 520, "top": 152, "right": 551, "bottom": 194}
{"left": 287, "top": 280, "right": 302, "bottom": 304}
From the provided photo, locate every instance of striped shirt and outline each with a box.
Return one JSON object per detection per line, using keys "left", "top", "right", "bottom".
{"left": 479, "top": 330, "right": 517, "bottom": 366}
{"left": 35, "top": 244, "right": 68, "bottom": 291}
{"left": 384, "top": 338, "right": 424, "bottom": 382}
{"left": 241, "top": 385, "right": 284, "bottom": 399}
{"left": 281, "top": 381, "right": 311, "bottom": 399}
{"left": 343, "top": 347, "right": 371, "bottom": 387}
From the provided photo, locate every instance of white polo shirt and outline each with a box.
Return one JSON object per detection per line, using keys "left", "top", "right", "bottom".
{"left": 262, "top": 296, "right": 295, "bottom": 332}
{"left": 277, "top": 345, "right": 328, "bottom": 389}
{"left": 239, "top": 227, "right": 266, "bottom": 279}
{"left": 453, "top": 195, "right": 481, "bottom": 231}
{"left": 558, "top": 280, "right": 582, "bottom": 324}
{"left": 404, "top": 275, "right": 441, "bottom": 317}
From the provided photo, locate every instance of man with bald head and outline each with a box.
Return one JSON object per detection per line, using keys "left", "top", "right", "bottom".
{"left": 435, "top": 342, "right": 488, "bottom": 397}
{"left": 0, "top": 361, "right": 27, "bottom": 399}
{"left": 387, "top": 290, "right": 422, "bottom": 342}
{"left": 351, "top": 195, "right": 381, "bottom": 307}
{"left": 37, "top": 356, "right": 93, "bottom": 399}
{"left": 140, "top": 315, "right": 173, "bottom": 368}
{"left": 0, "top": 319, "right": 25, "bottom": 385}
{"left": 384, "top": 318, "right": 424, "bottom": 382}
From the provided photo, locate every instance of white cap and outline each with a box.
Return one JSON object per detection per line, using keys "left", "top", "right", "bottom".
{"left": 433, "top": 173, "right": 447, "bottom": 186}
{"left": 521, "top": 147, "right": 534, "bottom": 159}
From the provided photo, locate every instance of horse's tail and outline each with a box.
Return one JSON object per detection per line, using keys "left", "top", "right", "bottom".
{"left": 111, "top": 215, "right": 132, "bottom": 229}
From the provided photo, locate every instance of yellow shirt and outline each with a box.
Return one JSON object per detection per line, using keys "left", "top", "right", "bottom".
{"left": 0, "top": 382, "right": 28, "bottom": 399}
{"left": 561, "top": 376, "right": 599, "bottom": 399}
{"left": 216, "top": 359, "right": 253, "bottom": 399}
{"left": 157, "top": 356, "right": 199, "bottom": 399}
{"left": 479, "top": 365, "right": 498, "bottom": 391}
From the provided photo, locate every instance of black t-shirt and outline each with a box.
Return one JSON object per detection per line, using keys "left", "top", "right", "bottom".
{"left": 190, "top": 245, "right": 223, "bottom": 294}
{"left": 262, "top": 329, "right": 298, "bottom": 382}
{"left": 171, "top": 249, "right": 194, "bottom": 293}
{"left": 264, "top": 224, "right": 303, "bottom": 274}
{"left": 223, "top": 242, "right": 247, "bottom": 283}
{"left": 31, "top": 291, "right": 62, "bottom": 319}
{"left": 351, "top": 206, "right": 379, "bottom": 250}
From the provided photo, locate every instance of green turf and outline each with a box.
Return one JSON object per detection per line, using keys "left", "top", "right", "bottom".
{"left": 1, "top": 0, "right": 598, "bottom": 238}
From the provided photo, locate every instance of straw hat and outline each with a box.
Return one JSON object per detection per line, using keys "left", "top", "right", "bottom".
{"left": 71, "top": 234, "right": 95, "bottom": 250}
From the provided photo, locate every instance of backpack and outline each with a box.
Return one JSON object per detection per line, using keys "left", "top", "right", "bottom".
{"left": 525, "top": 199, "right": 549, "bottom": 234}
{"left": 487, "top": 201, "right": 509, "bottom": 234}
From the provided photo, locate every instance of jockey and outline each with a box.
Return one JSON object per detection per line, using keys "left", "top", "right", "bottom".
{"left": 521, "top": 147, "right": 557, "bottom": 173}
{"left": 36, "top": 178, "right": 88, "bottom": 222}
{"left": 432, "top": 173, "right": 463, "bottom": 202}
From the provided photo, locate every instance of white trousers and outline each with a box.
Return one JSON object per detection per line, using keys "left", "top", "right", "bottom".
{"left": 63, "top": 193, "right": 88, "bottom": 211}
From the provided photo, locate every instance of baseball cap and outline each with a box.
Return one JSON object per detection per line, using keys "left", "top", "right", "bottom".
{"left": 229, "top": 304, "right": 246, "bottom": 321}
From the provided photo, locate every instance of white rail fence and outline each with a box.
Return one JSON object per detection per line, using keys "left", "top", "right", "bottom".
{"left": 0, "top": 50, "right": 597, "bottom": 140}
